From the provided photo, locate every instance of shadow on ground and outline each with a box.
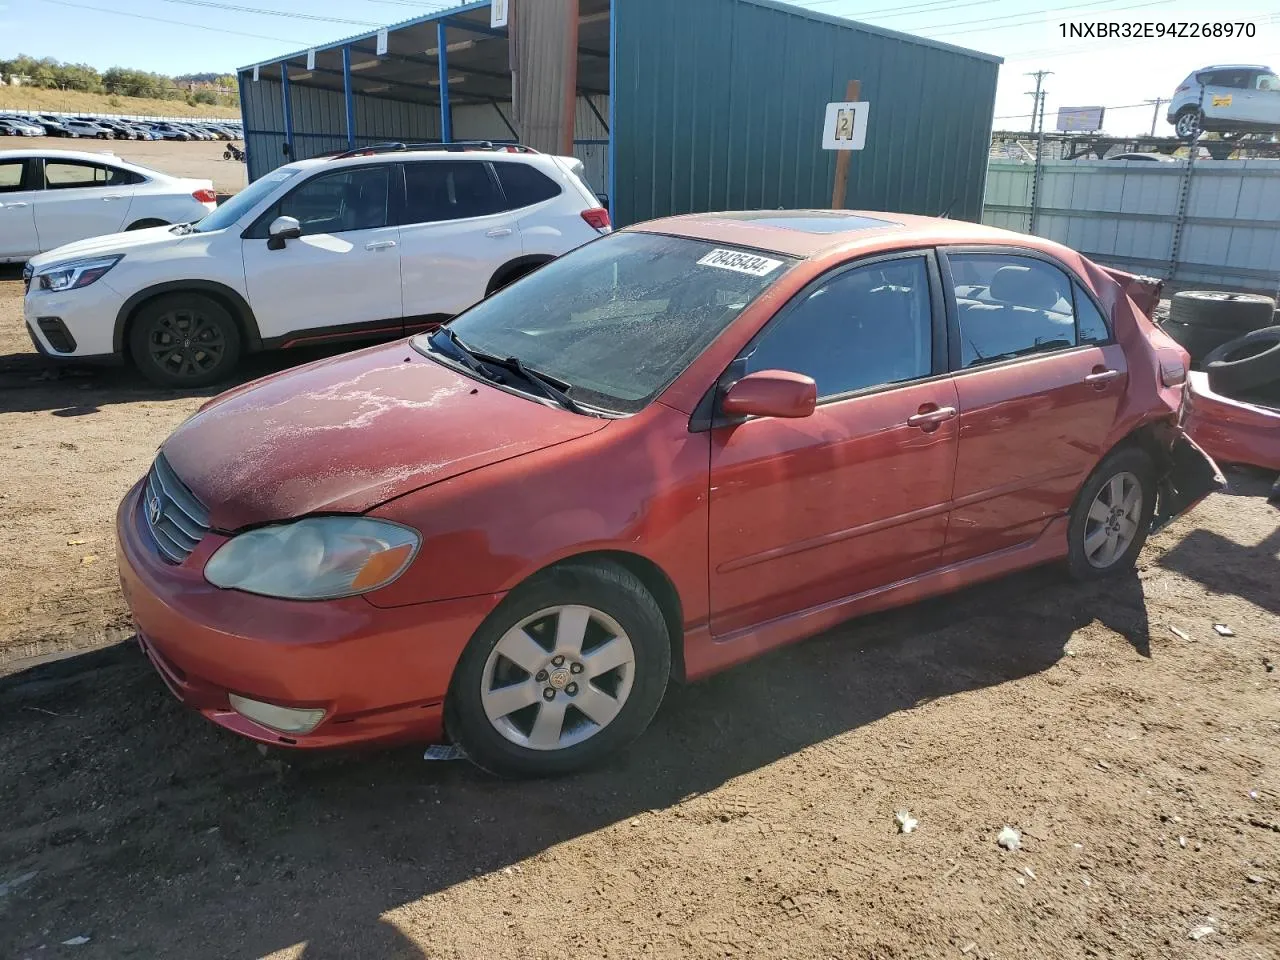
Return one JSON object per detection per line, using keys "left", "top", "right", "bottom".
{"left": 1156, "top": 468, "right": 1280, "bottom": 616}
{"left": 0, "top": 563, "right": 1151, "bottom": 959}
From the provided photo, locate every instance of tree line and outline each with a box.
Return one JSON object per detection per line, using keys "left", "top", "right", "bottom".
{"left": 0, "top": 54, "right": 239, "bottom": 107}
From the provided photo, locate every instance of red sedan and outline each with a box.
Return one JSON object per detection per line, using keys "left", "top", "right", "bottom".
{"left": 117, "top": 211, "right": 1222, "bottom": 777}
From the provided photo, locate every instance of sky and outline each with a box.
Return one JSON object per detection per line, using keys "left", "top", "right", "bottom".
{"left": 0, "top": 0, "right": 1275, "bottom": 136}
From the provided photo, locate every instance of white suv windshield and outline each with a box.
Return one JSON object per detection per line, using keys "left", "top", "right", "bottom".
{"left": 193, "top": 168, "right": 301, "bottom": 232}
{"left": 414, "top": 232, "right": 796, "bottom": 414}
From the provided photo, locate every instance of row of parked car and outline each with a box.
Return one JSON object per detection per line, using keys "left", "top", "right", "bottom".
{"left": 0, "top": 114, "right": 242, "bottom": 142}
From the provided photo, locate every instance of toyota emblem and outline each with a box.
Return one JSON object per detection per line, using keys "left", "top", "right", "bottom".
{"left": 148, "top": 494, "right": 162, "bottom": 525}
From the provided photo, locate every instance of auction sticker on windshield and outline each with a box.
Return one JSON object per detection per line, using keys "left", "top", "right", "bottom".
{"left": 697, "top": 249, "right": 784, "bottom": 277}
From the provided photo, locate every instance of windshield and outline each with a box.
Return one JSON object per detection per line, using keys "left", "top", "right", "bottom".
{"left": 414, "top": 231, "right": 795, "bottom": 414}
{"left": 193, "top": 167, "right": 301, "bottom": 233}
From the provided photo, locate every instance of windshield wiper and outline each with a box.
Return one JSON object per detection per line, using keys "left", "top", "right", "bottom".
{"left": 427, "top": 328, "right": 588, "bottom": 415}
{"left": 428, "top": 326, "right": 504, "bottom": 382}
{"left": 485, "top": 354, "right": 588, "bottom": 415}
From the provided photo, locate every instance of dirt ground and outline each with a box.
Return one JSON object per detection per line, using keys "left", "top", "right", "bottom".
{"left": 1, "top": 267, "right": 1278, "bottom": 959}
{"left": 11, "top": 136, "right": 247, "bottom": 195}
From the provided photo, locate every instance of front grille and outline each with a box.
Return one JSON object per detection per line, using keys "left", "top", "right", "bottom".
{"left": 142, "top": 455, "right": 210, "bottom": 564}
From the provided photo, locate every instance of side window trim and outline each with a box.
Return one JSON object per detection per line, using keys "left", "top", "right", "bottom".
{"left": 730, "top": 248, "right": 949, "bottom": 408}
{"left": 938, "top": 245, "right": 1114, "bottom": 375}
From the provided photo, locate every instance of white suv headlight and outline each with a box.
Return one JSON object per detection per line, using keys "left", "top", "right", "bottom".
{"left": 204, "top": 517, "right": 420, "bottom": 600}
{"left": 36, "top": 254, "right": 123, "bottom": 292}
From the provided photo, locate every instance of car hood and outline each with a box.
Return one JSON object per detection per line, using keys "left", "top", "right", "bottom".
{"left": 160, "top": 340, "right": 610, "bottom": 531}
{"left": 26, "top": 225, "right": 188, "bottom": 270}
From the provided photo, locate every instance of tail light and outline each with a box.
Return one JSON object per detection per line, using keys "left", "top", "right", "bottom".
{"left": 1160, "top": 356, "right": 1187, "bottom": 387}
{"left": 192, "top": 188, "right": 218, "bottom": 204}
{"left": 581, "top": 207, "right": 611, "bottom": 231}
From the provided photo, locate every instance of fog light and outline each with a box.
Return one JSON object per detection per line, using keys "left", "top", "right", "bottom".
{"left": 228, "top": 693, "right": 325, "bottom": 734}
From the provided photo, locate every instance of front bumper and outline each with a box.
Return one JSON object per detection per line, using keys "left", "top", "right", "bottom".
{"left": 116, "top": 480, "right": 504, "bottom": 749}
{"left": 24, "top": 279, "right": 127, "bottom": 359}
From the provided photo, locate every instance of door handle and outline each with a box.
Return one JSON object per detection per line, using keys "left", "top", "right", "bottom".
{"left": 1084, "top": 369, "right": 1121, "bottom": 384}
{"left": 485, "top": 227, "right": 513, "bottom": 238}
{"left": 102, "top": 195, "right": 125, "bottom": 201}
{"left": 365, "top": 240, "right": 397, "bottom": 251}
{"left": 2, "top": 201, "right": 29, "bottom": 208}
{"left": 906, "top": 406, "right": 958, "bottom": 429}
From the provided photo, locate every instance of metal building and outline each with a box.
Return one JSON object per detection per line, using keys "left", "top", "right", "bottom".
{"left": 238, "top": 0, "right": 1001, "bottom": 224}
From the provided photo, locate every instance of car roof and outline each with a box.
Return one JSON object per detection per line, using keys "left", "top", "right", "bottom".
{"left": 283, "top": 149, "right": 569, "bottom": 175}
{"left": 1195, "top": 63, "right": 1272, "bottom": 72}
{"left": 628, "top": 209, "right": 1041, "bottom": 260}
{"left": 0, "top": 147, "right": 167, "bottom": 174}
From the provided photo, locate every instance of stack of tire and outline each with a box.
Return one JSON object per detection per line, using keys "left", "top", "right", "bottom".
{"left": 1161, "top": 290, "right": 1280, "bottom": 398}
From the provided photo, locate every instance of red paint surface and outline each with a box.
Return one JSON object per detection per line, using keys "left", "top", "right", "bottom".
{"left": 117, "top": 212, "right": 1204, "bottom": 750}
{"left": 1183, "top": 372, "right": 1280, "bottom": 471}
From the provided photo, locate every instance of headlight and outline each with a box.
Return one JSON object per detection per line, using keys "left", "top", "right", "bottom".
{"left": 36, "top": 254, "right": 123, "bottom": 292}
{"left": 204, "top": 517, "right": 420, "bottom": 600}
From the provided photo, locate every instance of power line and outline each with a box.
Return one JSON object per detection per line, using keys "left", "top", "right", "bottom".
{"left": 156, "top": 0, "right": 382, "bottom": 27}
{"left": 33, "top": 0, "right": 309, "bottom": 43}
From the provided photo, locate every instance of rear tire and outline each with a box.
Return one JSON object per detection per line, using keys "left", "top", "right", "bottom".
{"left": 128, "top": 293, "right": 241, "bottom": 389}
{"left": 1067, "top": 447, "right": 1157, "bottom": 581}
{"left": 1174, "top": 108, "right": 1202, "bottom": 141}
{"left": 447, "top": 561, "right": 671, "bottom": 779}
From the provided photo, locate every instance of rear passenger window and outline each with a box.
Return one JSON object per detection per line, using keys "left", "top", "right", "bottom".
{"left": 1073, "top": 283, "right": 1111, "bottom": 345}
{"left": 949, "top": 254, "right": 1079, "bottom": 367}
{"left": 403, "top": 161, "right": 504, "bottom": 223}
{"left": 493, "top": 162, "right": 561, "bottom": 209}
{"left": 745, "top": 257, "right": 933, "bottom": 399}
{"left": 0, "top": 160, "right": 24, "bottom": 193}
{"left": 44, "top": 161, "right": 140, "bottom": 190}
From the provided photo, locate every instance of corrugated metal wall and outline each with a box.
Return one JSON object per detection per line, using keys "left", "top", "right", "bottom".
{"left": 611, "top": 0, "right": 999, "bottom": 227}
{"left": 983, "top": 159, "right": 1280, "bottom": 293}
{"left": 241, "top": 75, "right": 440, "bottom": 181}
{"left": 452, "top": 94, "right": 610, "bottom": 194}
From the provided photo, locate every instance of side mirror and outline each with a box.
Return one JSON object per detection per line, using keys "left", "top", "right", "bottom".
{"left": 720, "top": 370, "right": 817, "bottom": 420}
{"left": 267, "top": 215, "right": 302, "bottom": 250}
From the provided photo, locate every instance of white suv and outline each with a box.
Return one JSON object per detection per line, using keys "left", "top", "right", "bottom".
{"left": 1168, "top": 64, "right": 1280, "bottom": 139}
{"left": 2, "top": 149, "right": 218, "bottom": 263}
{"left": 23, "top": 143, "right": 611, "bottom": 387}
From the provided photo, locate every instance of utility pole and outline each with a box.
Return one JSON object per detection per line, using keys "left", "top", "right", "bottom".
{"left": 1025, "top": 69, "right": 1052, "bottom": 136}
{"left": 1025, "top": 70, "right": 1052, "bottom": 235}
{"left": 1145, "top": 98, "right": 1166, "bottom": 137}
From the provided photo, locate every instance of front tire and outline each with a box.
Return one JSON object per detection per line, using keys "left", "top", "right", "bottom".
{"left": 448, "top": 561, "right": 671, "bottom": 778}
{"left": 1067, "top": 447, "right": 1157, "bottom": 581}
{"left": 127, "top": 293, "right": 241, "bottom": 388}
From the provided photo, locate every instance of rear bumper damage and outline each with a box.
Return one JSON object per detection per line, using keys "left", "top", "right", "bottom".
{"left": 1151, "top": 428, "right": 1227, "bottom": 535}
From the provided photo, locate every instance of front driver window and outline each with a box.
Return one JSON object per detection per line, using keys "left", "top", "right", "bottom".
{"left": 1257, "top": 72, "right": 1279, "bottom": 91}
{"left": 745, "top": 257, "right": 934, "bottom": 400}
{"left": 274, "top": 167, "right": 389, "bottom": 236}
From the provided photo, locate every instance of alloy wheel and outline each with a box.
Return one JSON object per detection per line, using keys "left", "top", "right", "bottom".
{"left": 1083, "top": 471, "right": 1143, "bottom": 568}
{"left": 1175, "top": 111, "right": 1201, "bottom": 140}
{"left": 146, "top": 308, "right": 227, "bottom": 380}
{"left": 480, "top": 604, "right": 636, "bottom": 751}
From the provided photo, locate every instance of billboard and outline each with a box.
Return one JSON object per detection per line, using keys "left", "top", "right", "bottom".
{"left": 1056, "top": 106, "right": 1105, "bottom": 132}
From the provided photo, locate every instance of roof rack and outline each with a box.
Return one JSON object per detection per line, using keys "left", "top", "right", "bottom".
{"left": 330, "top": 141, "right": 541, "bottom": 160}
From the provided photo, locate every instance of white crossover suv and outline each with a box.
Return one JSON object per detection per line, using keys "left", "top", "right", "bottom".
{"left": 23, "top": 142, "right": 611, "bottom": 387}
{"left": 2, "top": 149, "right": 218, "bottom": 263}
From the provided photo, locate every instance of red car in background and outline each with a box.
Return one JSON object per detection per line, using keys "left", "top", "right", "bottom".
{"left": 116, "top": 211, "right": 1223, "bottom": 778}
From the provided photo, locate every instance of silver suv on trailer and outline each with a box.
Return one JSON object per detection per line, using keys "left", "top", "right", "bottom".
{"left": 1168, "top": 64, "right": 1280, "bottom": 139}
